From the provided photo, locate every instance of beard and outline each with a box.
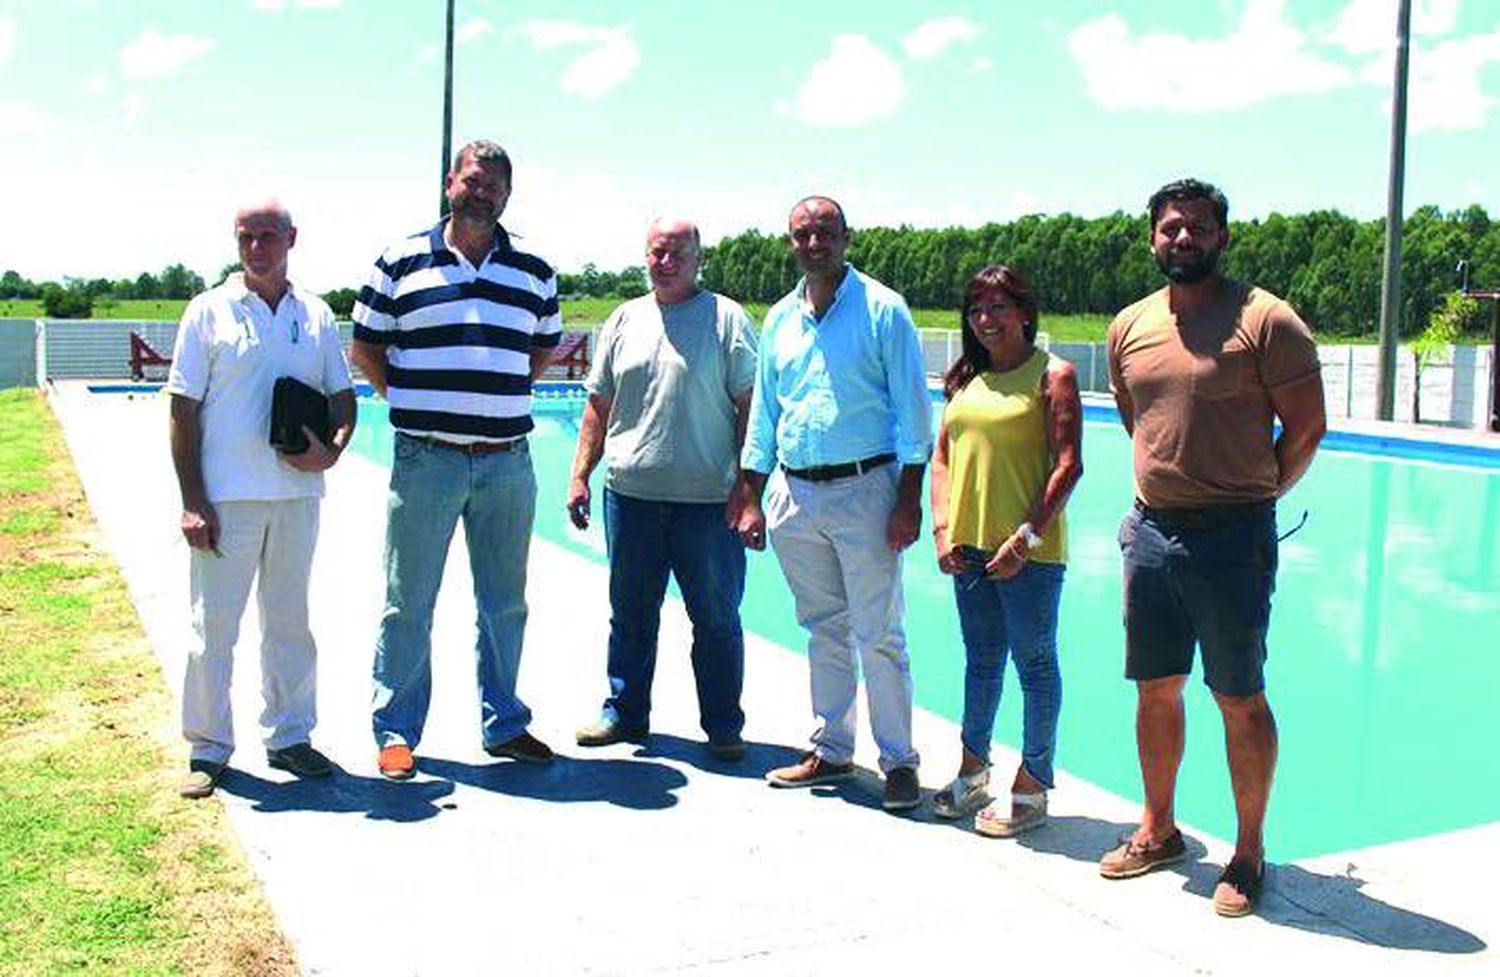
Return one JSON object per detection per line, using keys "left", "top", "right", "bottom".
{"left": 1156, "top": 245, "right": 1221, "bottom": 284}
{"left": 449, "top": 194, "right": 501, "bottom": 224}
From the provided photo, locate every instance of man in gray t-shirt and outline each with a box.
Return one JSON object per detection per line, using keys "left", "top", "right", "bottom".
{"left": 567, "top": 217, "right": 758, "bottom": 759}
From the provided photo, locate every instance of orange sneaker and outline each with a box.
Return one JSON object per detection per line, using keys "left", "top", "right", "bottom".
{"left": 378, "top": 744, "right": 415, "bottom": 781}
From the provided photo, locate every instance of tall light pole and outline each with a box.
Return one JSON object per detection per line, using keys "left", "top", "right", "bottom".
{"left": 439, "top": 0, "right": 455, "bottom": 218}
{"left": 1375, "top": 0, "right": 1412, "bottom": 421}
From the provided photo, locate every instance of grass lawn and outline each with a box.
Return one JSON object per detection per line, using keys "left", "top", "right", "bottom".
{"left": 11, "top": 295, "right": 1467, "bottom": 346}
{"left": 0, "top": 389, "right": 295, "bottom": 976}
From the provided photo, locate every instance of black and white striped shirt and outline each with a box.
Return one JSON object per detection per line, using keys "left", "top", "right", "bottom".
{"left": 353, "top": 220, "right": 562, "bottom": 443}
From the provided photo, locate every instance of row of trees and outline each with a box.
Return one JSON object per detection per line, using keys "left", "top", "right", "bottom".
{"left": 7, "top": 205, "right": 1495, "bottom": 335}
{"left": 700, "top": 204, "right": 1499, "bottom": 337}
{"left": 557, "top": 263, "right": 648, "bottom": 300}
{"left": 2, "top": 264, "right": 214, "bottom": 318}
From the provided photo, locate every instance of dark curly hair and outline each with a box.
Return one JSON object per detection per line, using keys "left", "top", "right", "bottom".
{"left": 941, "top": 264, "right": 1039, "bottom": 400}
{"left": 1148, "top": 178, "right": 1229, "bottom": 229}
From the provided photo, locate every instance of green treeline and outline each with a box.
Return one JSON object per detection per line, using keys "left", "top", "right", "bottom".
{"left": 701, "top": 204, "right": 1499, "bottom": 338}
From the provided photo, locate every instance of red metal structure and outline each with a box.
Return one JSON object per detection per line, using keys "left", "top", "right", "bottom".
{"left": 548, "top": 331, "right": 591, "bottom": 380}
{"left": 129, "top": 331, "right": 172, "bottom": 381}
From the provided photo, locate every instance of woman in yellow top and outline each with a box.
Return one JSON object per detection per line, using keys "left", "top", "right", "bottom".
{"left": 930, "top": 264, "right": 1083, "bottom": 836}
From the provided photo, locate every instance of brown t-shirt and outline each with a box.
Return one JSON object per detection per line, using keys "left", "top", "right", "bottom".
{"left": 1107, "top": 281, "right": 1320, "bottom": 508}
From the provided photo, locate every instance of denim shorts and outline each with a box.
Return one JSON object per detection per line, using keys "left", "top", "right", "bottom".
{"left": 1119, "top": 502, "right": 1278, "bottom": 696}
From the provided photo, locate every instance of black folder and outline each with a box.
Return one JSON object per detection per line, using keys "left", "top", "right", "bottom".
{"left": 269, "top": 376, "right": 330, "bottom": 454}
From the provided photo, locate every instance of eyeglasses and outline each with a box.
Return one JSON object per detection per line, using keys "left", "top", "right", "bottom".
{"left": 965, "top": 300, "right": 1016, "bottom": 324}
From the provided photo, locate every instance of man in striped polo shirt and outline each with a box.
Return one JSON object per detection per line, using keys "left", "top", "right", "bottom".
{"left": 350, "top": 139, "right": 562, "bottom": 780}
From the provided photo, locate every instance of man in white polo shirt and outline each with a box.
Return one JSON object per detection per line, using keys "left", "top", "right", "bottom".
{"left": 350, "top": 139, "right": 562, "bottom": 780}
{"left": 167, "top": 200, "right": 356, "bottom": 799}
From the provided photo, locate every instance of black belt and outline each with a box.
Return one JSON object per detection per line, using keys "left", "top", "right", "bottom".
{"left": 783, "top": 453, "right": 896, "bottom": 483}
{"left": 1134, "top": 498, "right": 1273, "bottom": 529}
{"left": 407, "top": 433, "right": 526, "bottom": 455}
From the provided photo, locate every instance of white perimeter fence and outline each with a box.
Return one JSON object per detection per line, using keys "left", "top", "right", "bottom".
{"left": 10, "top": 319, "right": 1498, "bottom": 430}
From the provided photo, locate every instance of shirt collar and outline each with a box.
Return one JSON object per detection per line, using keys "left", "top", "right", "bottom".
{"left": 225, "top": 272, "right": 299, "bottom": 310}
{"left": 430, "top": 217, "right": 513, "bottom": 265}
{"left": 796, "top": 262, "right": 854, "bottom": 316}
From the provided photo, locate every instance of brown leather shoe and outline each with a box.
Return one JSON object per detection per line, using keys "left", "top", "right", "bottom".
{"left": 377, "top": 744, "right": 415, "bottom": 781}
{"left": 1099, "top": 829, "right": 1188, "bottom": 879}
{"left": 766, "top": 752, "right": 854, "bottom": 788}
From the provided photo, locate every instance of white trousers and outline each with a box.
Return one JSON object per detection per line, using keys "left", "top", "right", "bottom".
{"left": 765, "top": 466, "right": 918, "bottom": 772}
{"left": 183, "top": 498, "right": 320, "bottom": 763}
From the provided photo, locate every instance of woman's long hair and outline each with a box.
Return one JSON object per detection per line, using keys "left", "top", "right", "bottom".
{"left": 941, "top": 264, "right": 1039, "bottom": 400}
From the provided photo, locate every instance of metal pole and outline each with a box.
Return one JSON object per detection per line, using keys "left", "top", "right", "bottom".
{"left": 1490, "top": 300, "right": 1499, "bottom": 432}
{"left": 439, "top": 0, "right": 455, "bottom": 218}
{"left": 1375, "top": 0, "right": 1412, "bottom": 421}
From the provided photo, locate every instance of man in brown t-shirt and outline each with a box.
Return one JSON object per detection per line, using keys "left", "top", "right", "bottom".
{"left": 1098, "top": 179, "right": 1326, "bottom": 917}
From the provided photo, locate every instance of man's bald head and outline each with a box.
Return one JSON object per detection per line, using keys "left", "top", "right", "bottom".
{"left": 234, "top": 199, "right": 297, "bottom": 287}
{"left": 234, "top": 199, "right": 294, "bottom": 235}
{"left": 645, "top": 215, "right": 702, "bottom": 305}
{"left": 789, "top": 195, "right": 847, "bottom": 233}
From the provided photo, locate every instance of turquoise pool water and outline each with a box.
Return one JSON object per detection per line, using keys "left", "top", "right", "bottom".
{"left": 350, "top": 386, "right": 1500, "bottom": 860}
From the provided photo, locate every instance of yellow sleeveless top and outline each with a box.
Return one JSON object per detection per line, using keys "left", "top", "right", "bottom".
{"left": 942, "top": 349, "right": 1066, "bottom": 564}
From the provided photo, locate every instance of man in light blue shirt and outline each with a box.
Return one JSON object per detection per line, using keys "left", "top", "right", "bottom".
{"left": 739, "top": 196, "right": 932, "bottom": 811}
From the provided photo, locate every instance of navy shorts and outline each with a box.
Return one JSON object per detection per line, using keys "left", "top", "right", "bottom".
{"left": 1119, "top": 501, "right": 1278, "bottom": 697}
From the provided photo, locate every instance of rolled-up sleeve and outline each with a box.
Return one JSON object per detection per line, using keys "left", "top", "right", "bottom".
{"left": 881, "top": 301, "right": 932, "bottom": 464}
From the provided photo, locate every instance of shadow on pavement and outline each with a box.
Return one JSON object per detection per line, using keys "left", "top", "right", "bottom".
{"left": 217, "top": 767, "right": 453, "bottom": 823}
{"left": 417, "top": 754, "right": 687, "bottom": 810}
{"left": 630, "top": 732, "right": 804, "bottom": 780}
{"left": 1189, "top": 861, "right": 1485, "bottom": 953}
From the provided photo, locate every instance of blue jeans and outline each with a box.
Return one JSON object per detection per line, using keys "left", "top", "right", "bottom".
{"left": 372, "top": 433, "right": 537, "bottom": 751}
{"left": 601, "top": 488, "right": 746, "bottom": 741}
{"left": 952, "top": 549, "right": 1065, "bottom": 788}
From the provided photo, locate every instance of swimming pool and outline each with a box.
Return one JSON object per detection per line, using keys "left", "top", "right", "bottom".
{"left": 350, "top": 384, "right": 1500, "bottom": 861}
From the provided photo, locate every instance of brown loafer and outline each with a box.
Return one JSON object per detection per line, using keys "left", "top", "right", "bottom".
{"left": 1099, "top": 828, "right": 1187, "bottom": 879}
{"left": 766, "top": 752, "right": 854, "bottom": 788}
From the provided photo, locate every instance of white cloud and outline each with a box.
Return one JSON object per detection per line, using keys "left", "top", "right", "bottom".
{"left": 1068, "top": 0, "right": 1352, "bottom": 111}
{"left": 782, "top": 34, "right": 905, "bottom": 127}
{"left": 0, "top": 101, "right": 46, "bottom": 135}
{"left": 969, "top": 57, "right": 993, "bottom": 73}
{"left": 903, "top": 16, "right": 980, "bottom": 60}
{"left": 510, "top": 20, "right": 639, "bottom": 99}
{"left": 512, "top": 19, "right": 613, "bottom": 50}
{"left": 457, "top": 17, "right": 493, "bottom": 45}
{"left": 84, "top": 71, "right": 108, "bottom": 95}
{"left": 119, "top": 29, "right": 214, "bottom": 82}
{"left": 1323, "top": 0, "right": 1460, "bottom": 55}
{"left": 561, "top": 36, "right": 638, "bottom": 100}
{"left": 1326, "top": 2, "right": 1500, "bottom": 131}
{"left": 0, "top": 16, "right": 14, "bottom": 66}
{"left": 1406, "top": 28, "right": 1500, "bottom": 131}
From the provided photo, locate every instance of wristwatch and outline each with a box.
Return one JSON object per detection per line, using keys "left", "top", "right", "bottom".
{"left": 1017, "top": 522, "right": 1043, "bottom": 548}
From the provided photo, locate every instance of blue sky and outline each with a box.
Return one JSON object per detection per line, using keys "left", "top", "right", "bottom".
{"left": 0, "top": 0, "right": 1496, "bottom": 292}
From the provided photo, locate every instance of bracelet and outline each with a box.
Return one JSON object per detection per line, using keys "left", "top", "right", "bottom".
{"left": 1017, "top": 521, "right": 1043, "bottom": 548}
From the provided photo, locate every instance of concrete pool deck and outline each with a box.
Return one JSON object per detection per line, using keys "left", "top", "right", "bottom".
{"left": 48, "top": 383, "right": 1496, "bottom": 976}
